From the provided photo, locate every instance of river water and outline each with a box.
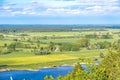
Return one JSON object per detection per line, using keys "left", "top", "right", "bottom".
{"left": 0, "top": 64, "right": 89, "bottom": 80}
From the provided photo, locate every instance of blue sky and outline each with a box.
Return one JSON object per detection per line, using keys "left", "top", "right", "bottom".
{"left": 0, "top": 0, "right": 120, "bottom": 24}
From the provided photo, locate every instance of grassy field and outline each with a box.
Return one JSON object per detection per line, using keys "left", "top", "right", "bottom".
{"left": 0, "top": 49, "right": 108, "bottom": 70}
{"left": 0, "top": 29, "right": 119, "bottom": 70}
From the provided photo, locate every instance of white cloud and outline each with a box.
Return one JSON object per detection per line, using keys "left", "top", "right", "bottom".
{"left": 85, "top": 5, "right": 120, "bottom": 15}
{"left": 11, "top": 7, "right": 36, "bottom": 16}
{"left": 0, "top": 0, "right": 120, "bottom": 16}
{"left": 76, "top": 0, "right": 118, "bottom": 2}
{"left": 43, "top": 5, "right": 120, "bottom": 16}
{"left": 3, "top": 5, "right": 119, "bottom": 16}
{"left": 3, "top": 6, "right": 11, "bottom": 10}
{"left": 46, "top": 8, "right": 81, "bottom": 15}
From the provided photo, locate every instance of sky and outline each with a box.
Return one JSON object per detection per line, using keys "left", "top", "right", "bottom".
{"left": 0, "top": 0, "right": 120, "bottom": 24}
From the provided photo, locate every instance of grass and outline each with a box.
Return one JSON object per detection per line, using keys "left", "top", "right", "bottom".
{"left": 0, "top": 40, "right": 13, "bottom": 46}
{"left": 0, "top": 49, "right": 108, "bottom": 69}
{"left": 0, "top": 29, "right": 119, "bottom": 70}
{"left": 0, "top": 54, "right": 77, "bottom": 65}
{"left": 1, "top": 29, "right": 119, "bottom": 45}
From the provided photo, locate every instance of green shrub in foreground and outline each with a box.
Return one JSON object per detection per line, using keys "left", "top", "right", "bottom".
{"left": 44, "top": 52, "right": 120, "bottom": 80}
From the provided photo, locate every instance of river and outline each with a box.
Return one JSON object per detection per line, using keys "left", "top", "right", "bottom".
{"left": 0, "top": 64, "right": 89, "bottom": 80}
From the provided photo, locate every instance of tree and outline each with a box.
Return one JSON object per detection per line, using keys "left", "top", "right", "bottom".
{"left": 49, "top": 42, "right": 56, "bottom": 52}
{"left": 8, "top": 43, "right": 16, "bottom": 51}
{"left": 59, "top": 43, "right": 80, "bottom": 51}
{"left": 44, "top": 75, "right": 54, "bottom": 80}
{"left": 0, "top": 47, "right": 11, "bottom": 55}
{"left": 37, "top": 43, "right": 41, "bottom": 48}
{"left": 96, "top": 41, "right": 111, "bottom": 49}
{"left": 112, "top": 40, "right": 120, "bottom": 53}
{"left": 73, "top": 62, "right": 83, "bottom": 73}
{"left": 44, "top": 76, "right": 49, "bottom": 80}
{"left": 100, "top": 52, "right": 104, "bottom": 58}
{"left": 4, "top": 43, "right": 7, "bottom": 47}
{"left": 34, "top": 47, "right": 51, "bottom": 55}
{"left": 57, "top": 76, "right": 62, "bottom": 80}
{"left": 78, "top": 38, "right": 90, "bottom": 47}
{"left": 0, "top": 35, "right": 4, "bottom": 40}
{"left": 15, "top": 42, "right": 25, "bottom": 48}
{"left": 49, "top": 75, "right": 54, "bottom": 80}
{"left": 0, "top": 47, "right": 3, "bottom": 54}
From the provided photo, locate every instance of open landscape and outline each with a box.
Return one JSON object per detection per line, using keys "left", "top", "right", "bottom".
{"left": 0, "top": 25, "right": 120, "bottom": 80}
{"left": 0, "top": 25, "right": 119, "bottom": 69}
{"left": 0, "top": 0, "right": 120, "bottom": 80}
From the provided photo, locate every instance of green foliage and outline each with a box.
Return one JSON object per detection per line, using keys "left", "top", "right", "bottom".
{"left": 112, "top": 40, "right": 120, "bottom": 53}
{"left": 20, "top": 34, "right": 29, "bottom": 36}
{"left": 85, "top": 34, "right": 96, "bottom": 38}
{"left": 34, "top": 50, "right": 51, "bottom": 55}
{"left": 59, "top": 43, "right": 80, "bottom": 51}
{"left": 49, "top": 42, "right": 56, "bottom": 52}
{"left": 15, "top": 42, "right": 25, "bottom": 48}
{"left": 49, "top": 75, "right": 54, "bottom": 80}
{"left": 7, "top": 43, "right": 16, "bottom": 51}
{"left": 34, "top": 47, "right": 51, "bottom": 55}
{"left": 100, "top": 52, "right": 104, "bottom": 58}
{"left": 44, "top": 76, "right": 49, "bottom": 80}
{"left": 85, "top": 32, "right": 113, "bottom": 39}
{"left": 78, "top": 38, "right": 90, "bottom": 47}
{"left": 0, "top": 47, "right": 11, "bottom": 55}
{"left": 55, "top": 51, "right": 120, "bottom": 80}
{"left": 101, "top": 52, "right": 120, "bottom": 80}
{"left": 57, "top": 76, "right": 63, "bottom": 80}
{"left": 72, "top": 62, "right": 83, "bottom": 73}
{"left": 7, "top": 42, "right": 26, "bottom": 51}
{"left": 4, "top": 43, "right": 7, "bottom": 47}
{"left": 44, "top": 75, "right": 54, "bottom": 80}
{"left": 96, "top": 41, "right": 111, "bottom": 49}
{"left": 0, "top": 34, "right": 4, "bottom": 40}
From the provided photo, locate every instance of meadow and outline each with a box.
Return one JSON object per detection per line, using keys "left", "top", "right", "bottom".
{"left": 0, "top": 27, "right": 119, "bottom": 70}
{"left": 0, "top": 49, "right": 108, "bottom": 69}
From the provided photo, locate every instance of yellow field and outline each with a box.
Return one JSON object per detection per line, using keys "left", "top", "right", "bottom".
{"left": 0, "top": 54, "right": 77, "bottom": 65}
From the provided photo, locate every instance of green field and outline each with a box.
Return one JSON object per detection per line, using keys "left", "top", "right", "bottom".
{"left": 0, "top": 49, "right": 108, "bottom": 69}
{"left": 0, "top": 28, "right": 119, "bottom": 70}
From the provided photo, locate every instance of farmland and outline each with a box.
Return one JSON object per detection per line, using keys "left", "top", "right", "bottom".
{"left": 0, "top": 25, "right": 119, "bottom": 70}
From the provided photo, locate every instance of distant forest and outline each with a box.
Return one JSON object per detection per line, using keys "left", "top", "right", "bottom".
{"left": 0, "top": 24, "right": 120, "bottom": 32}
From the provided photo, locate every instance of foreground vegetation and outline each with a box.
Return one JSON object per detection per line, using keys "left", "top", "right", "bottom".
{"left": 45, "top": 44, "right": 120, "bottom": 80}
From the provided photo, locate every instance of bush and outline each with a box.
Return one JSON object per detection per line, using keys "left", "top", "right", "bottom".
{"left": 34, "top": 49, "right": 51, "bottom": 55}
{"left": 77, "top": 38, "right": 90, "bottom": 47}
{"left": 95, "top": 41, "right": 111, "bottom": 49}
{"left": 0, "top": 47, "right": 11, "bottom": 55}
{"left": 2, "top": 50, "right": 11, "bottom": 54}
{"left": 100, "top": 52, "right": 104, "bottom": 58}
{"left": 34, "top": 51, "right": 51, "bottom": 55}
{"left": 59, "top": 43, "right": 80, "bottom": 51}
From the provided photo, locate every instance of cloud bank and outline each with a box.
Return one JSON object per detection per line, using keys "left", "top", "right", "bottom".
{"left": 0, "top": 0, "right": 120, "bottom": 16}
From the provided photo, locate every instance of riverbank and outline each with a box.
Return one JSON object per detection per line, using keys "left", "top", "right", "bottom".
{"left": 0, "top": 62, "right": 94, "bottom": 72}
{"left": 0, "top": 50, "right": 104, "bottom": 72}
{"left": 0, "top": 64, "right": 74, "bottom": 72}
{"left": 0, "top": 58, "right": 79, "bottom": 72}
